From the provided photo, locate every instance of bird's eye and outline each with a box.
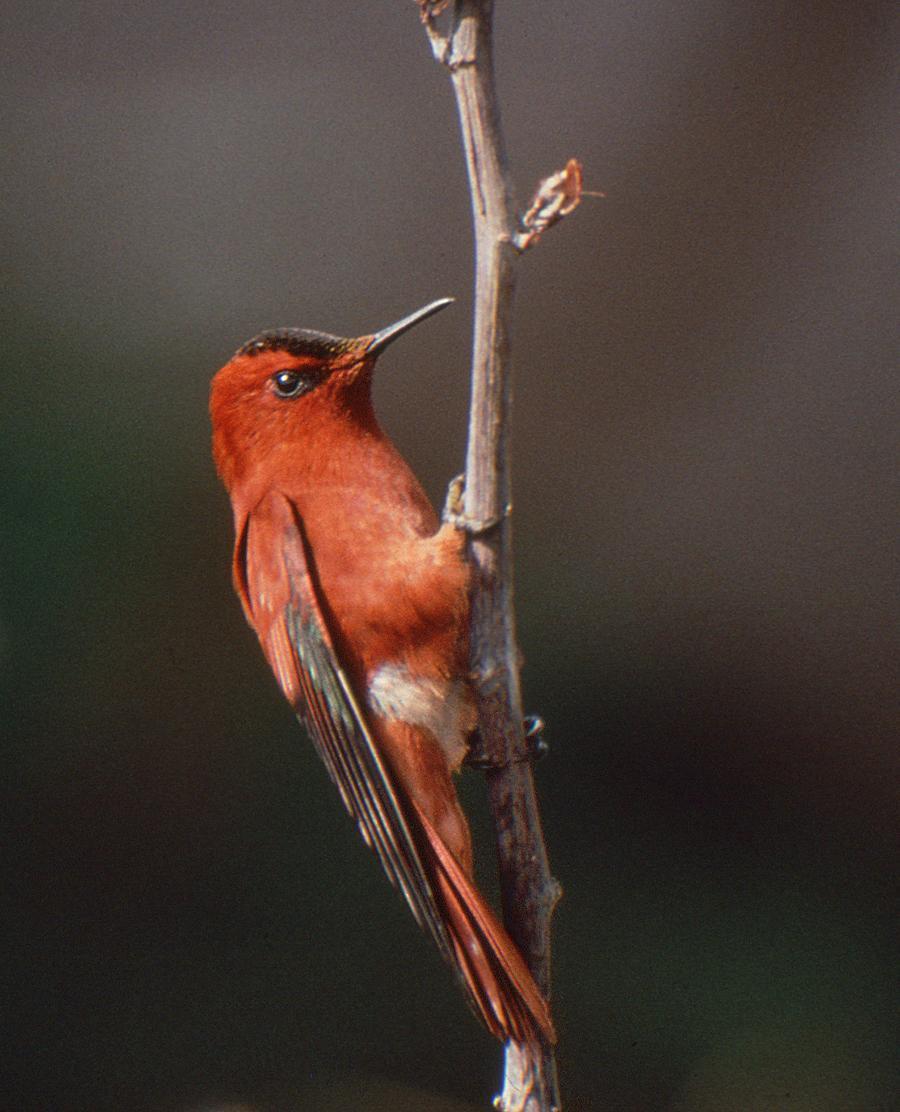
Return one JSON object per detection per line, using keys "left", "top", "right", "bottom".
{"left": 271, "top": 369, "right": 313, "bottom": 398}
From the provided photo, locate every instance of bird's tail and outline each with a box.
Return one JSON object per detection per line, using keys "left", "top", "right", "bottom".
{"left": 411, "top": 801, "right": 556, "bottom": 1050}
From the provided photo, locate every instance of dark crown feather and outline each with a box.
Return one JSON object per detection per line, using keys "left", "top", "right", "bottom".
{"left": 236, "top": 329, "right": 357, "bottom": 360}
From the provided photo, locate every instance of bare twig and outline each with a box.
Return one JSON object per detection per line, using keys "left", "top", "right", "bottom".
{"left": 418, "top": 2, "right": 579, "bottom": 1109}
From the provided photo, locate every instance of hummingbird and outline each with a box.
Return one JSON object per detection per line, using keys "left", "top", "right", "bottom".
{"left": 210, "top": 298, "right": 554, "bottom": 1058}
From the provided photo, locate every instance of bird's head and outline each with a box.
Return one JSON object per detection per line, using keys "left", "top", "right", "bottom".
{"left": 210, "top": 298, "right": 453, "bottom": 490}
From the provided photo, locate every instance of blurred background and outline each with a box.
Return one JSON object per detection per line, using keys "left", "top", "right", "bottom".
{"left": 2, "top": 1, "right": 896, "bottom": 1109}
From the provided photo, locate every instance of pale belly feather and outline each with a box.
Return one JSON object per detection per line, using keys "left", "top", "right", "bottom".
{"left": 366, "top": 661, "right": 472, "bottom": 772}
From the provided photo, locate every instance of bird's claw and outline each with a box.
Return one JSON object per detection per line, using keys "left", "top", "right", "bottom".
{"left": 442, "top": 473, "right": 510, "bottom": 535}
{"left": 466, "top": 716, "right": 549, "bottom": 770}
{"left": 524, "top": 715, "right": 549, "bottom": 763}
{"left": 442, "top": 472, "right": 466, "bottom": 526}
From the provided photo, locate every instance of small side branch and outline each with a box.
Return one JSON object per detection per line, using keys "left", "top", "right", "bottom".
{"left": 419, "top": 2, "right": 579, "bottom": 1109}
{"left": 513, "top": 159, "right": 584, "bottom": 253}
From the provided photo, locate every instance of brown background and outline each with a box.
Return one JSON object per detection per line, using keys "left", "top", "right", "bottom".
{"left": 2, "top": 2, "right": 896, "bottom": 1109}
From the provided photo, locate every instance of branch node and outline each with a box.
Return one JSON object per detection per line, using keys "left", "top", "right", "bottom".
{"left": 461, "top": 504, "right": 511, "bottom": 535}
{"left": 417, "top": 0, "right": 476, "bottom": 70}
{"left": 417, "top": 0, "right": 451, "bottom": 63}
{"left": 495, "top": 1041, "right": 557, "bottom": 1112}
{"left": 512, "top": 158, "right": 585, "bottom": 253}
{"left": 446, "top": 52, "right": 476, "bottom": 73}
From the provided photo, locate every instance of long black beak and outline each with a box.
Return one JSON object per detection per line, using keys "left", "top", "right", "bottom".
{"left": 365, "top": 298, "right": 454, "bottom": 356}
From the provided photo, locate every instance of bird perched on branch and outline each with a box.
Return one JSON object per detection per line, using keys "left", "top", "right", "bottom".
{"left": 210, "top": 298, "right": 554, "bottom": 1056}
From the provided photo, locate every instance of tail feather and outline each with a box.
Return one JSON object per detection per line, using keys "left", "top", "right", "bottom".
{"left": 411, "top": 802, "right": 556, "bottom": 1048}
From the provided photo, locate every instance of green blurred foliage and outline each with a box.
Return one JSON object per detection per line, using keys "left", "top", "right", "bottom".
{"left": 1, "top": 1, "right": 896, "bottom": 1109}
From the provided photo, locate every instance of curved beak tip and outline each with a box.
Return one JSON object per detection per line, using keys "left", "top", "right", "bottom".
{"left": 366, "top": 297, "right": 455, "bottom": 356}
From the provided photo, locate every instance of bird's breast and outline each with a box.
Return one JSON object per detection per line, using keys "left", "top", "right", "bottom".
{"left": 291, "top": 477, "right": 465, "bottom": 647}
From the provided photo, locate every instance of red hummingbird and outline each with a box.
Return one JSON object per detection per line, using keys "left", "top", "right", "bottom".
{"left": 210, "top": 299, "right": 555, "bottom": 1056}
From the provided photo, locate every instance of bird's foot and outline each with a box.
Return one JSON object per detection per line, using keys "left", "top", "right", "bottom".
{"left": 442, "top": 473, "right": 510, "bottom": 536}
{"left": 442, "top": 473, "right": 466, "bottom": 526}
{"left": 524, "top": 714, "right": 550, "bottom": 763}
{"left": 466, "top": 716, "right": 548, "bottom": 770}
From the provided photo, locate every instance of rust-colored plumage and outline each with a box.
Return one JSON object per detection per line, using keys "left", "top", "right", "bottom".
{"left": 210, "top": 299, "right": 554, "bottom": 1054}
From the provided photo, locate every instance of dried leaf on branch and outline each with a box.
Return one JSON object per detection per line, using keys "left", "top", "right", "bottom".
{"left": 513, "top": 158, "right": 586, "bottom": 252}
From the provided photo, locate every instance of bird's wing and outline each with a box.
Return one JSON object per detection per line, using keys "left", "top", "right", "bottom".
{"left": 232, "top": 488, "right": 455, "bottom": 966}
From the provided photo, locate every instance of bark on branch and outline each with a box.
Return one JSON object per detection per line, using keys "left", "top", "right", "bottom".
{"left": 417, "top": 2, "right": 581, "bottom": 1109}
